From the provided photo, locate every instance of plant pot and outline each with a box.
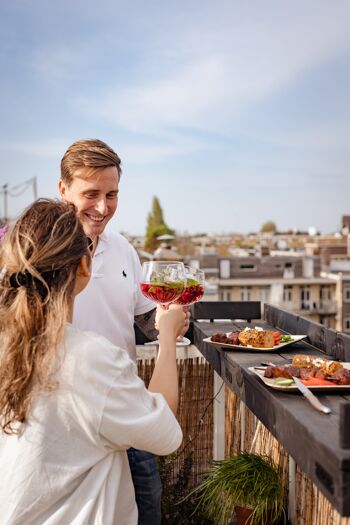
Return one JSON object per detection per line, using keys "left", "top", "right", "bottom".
{"left": 235, "top": 505, "right": 276, "bottom": 525}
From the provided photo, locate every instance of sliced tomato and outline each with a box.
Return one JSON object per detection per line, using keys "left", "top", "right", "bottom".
{"left": 301, "top": 378, "right": 334, "bottom": 387}
{"left": 273, "top": 331, "right": 281, "bottom": 345}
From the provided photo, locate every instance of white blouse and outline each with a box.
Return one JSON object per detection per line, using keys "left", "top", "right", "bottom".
{"left": 0, "top": 324, "right": 182, "bottom": 524}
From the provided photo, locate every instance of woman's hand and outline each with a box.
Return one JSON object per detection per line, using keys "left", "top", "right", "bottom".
{"left": 157, "top": 305, "right": 188, "bottom": 340}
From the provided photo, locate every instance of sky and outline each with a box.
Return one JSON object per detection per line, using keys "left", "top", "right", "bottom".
{"left": 0, "top": 0, "right": 350, "bottom": 235}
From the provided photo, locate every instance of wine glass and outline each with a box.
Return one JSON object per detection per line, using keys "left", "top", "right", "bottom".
{"left": 140, "top": 261, "right": 186, "bottom": 306}
{"left": 173, "top": 266, "right": 205, "bottom": 306}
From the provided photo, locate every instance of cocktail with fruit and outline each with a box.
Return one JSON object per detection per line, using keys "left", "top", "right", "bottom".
{"left": 140, "top": 261, "right": 186, "bottom": 306}
{"left": 173, "top": 267, "right": 205, "bottom": 307}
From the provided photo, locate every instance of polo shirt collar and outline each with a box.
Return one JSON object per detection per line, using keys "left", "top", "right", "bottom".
{"left": 94, "top": 231, "right": 109, "bottom": 257}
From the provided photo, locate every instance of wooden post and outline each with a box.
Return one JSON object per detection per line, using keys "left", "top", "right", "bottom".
{"left": 288, "top": 456, "right": 296, "bottom": 524}
{"left": 213, "top": 371, "right": 225, "bottom": 460}
{"left": 339, "top": 402, "right": 350, "bottom": 448}
{"left": 240, "top": 400, "right": 246, "bottom": 452}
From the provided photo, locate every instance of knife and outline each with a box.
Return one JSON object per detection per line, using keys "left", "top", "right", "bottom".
{"left": 292, "top": 376, "right": 331, "bottom": 414}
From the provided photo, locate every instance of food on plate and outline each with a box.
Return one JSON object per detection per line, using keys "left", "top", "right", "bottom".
{"left": 273, "top": 331, "right": 281, "bottom": 345}
{"left": 210, "top": 327, "right": 293, "bottom": 348}
{"left": 238, "top": 329, "right": 275, "bottom": 349}
{"left": 273, "top": 378, "right": 294, "bottom": 387}
{"left": 265, "top": 365, "right": 301, "bottom": 379}
{"left": 301, "top": 378, "right": 334, "bottom": 387}
{"left": 291, "top": 355, "right": 343, "bottom": 375}
{"left": 280, "top": 334, "right": 293, "bottom": 343}
{"left": 226, "top": 331, "right": 240, "bottom": 345}
{"left": 211, "top": 331, "right": 240, "bottom": 344}
{"left": 264, "top": 360, "right": 350, "bottom": 386}
{"left": 329, "top": 368, "right": 350, "bottom": 385}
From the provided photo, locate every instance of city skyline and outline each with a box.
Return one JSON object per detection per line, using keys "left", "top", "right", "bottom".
{"left": 1, "top": 1, "right": 350, "bottom": 235}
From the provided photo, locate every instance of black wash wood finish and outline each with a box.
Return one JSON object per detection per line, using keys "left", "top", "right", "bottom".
{"left": 190, "top": 302, "right": 350, "bottom": 516}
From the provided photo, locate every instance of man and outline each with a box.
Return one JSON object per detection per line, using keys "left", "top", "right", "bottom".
{"left": 59, "top": 139, "right": 186, "bottom": 524}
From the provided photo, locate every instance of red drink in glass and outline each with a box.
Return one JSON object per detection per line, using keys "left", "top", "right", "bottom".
{"left": 140, "top": 261, "right": 186, "bottom": 306}
{"left": 173, "top": 268, "right": 205, "bottom": 306}
{"left": 140, "top": 282, "right": 184, "bottom": 304}
{"left": 173, "top": 279, "right": 205, "bottom": 306}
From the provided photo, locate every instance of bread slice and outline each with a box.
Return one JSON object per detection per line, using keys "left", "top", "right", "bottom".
{"left": 238, "top": 330, "right": 275, "bottom": 348}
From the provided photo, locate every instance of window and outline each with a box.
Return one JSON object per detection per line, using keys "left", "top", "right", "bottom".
{"left": 300, "top": 285, "right": 311, "bottom": 310}
{"left": 320, "top": 285, "right": 332, "bottom": 302}
{"left": 344, "top": 287, "right": 350, "bottom": 303}
{"left": 239, "top": 264, "right": 256, "bottom": 271}
{"left": 220, "top": 260, "right": 230, "bottom": 279}
{"left": 259, "top": 286, "right": 270, "bottom": 303}
{"left": 283, "top": 285, "right": 293, "bottom": 303}
{"left": 219, "top": 289, "right": 232, "bottom": 301}
{"left": 285, "top": 262, "right": 293, "bottom": 268}
{"left": 343, "top": 317, "right": 350, "bottom": 333}
{"left": 240, "top": 286, "right": 251, "bottom": 301}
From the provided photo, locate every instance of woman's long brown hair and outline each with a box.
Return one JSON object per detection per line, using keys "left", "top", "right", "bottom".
{"left": 0, "top": 199, "right": 90, "bottom": 434}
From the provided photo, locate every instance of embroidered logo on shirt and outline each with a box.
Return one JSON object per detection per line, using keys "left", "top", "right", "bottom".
{"left": 122, "top": 270, "right": 127, "bottom": 277}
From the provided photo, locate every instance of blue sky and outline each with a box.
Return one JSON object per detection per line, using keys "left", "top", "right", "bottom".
{"left": 0, "top": 0, "right": 350, "bottom": 235}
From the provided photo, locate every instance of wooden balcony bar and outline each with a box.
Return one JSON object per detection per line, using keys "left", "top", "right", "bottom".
{"left": 191, "top": 302, "right": 350, "bottom": 516}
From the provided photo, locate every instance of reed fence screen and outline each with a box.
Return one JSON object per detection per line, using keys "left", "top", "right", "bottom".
{"left": 138, "top": 350, "right": 350, "bottom": 524}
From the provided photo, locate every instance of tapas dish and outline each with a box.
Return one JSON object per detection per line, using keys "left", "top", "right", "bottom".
{"left": 204, "top": 327, "right": 306, "bottom": 352}
{"left": 250, "top": 354, "right": 350, "bottom": 391}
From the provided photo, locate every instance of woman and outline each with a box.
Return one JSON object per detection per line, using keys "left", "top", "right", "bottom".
{"left": 0, "top": 199, "right": 185, "bottom": 524}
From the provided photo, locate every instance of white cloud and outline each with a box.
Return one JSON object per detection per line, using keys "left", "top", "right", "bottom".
{"left": 72, "top": 1, "right": 350, "bottom": 141}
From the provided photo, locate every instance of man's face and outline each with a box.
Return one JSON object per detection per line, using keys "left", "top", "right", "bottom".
{"left": 59, "top": 166, "right": 119, "bottom": 239}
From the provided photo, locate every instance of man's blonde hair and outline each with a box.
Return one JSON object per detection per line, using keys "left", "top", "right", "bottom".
{"left": 60, "top": 139, "right": 122, "bottom": 185}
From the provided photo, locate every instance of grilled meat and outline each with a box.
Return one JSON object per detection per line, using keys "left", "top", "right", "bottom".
{"left": 264, "top": 365, "right": 301, "bottom": 379}
{"left": 211, "top": 332, "right": 229, "bottom": 343}
{"left": 329, "top": 368, "right": 350, "bottom": 385}
{"left": 227, "top": 331, "right": 240, "bottom": 345}
{"left": 264, "top": 363, "right": 349, "bottom": 385}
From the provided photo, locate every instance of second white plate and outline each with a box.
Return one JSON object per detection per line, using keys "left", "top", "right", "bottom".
{"left": 203, "top": 334, "right": 307, "bottom": 352}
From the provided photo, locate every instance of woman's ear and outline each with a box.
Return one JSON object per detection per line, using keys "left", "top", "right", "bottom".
{"left": 77, "top": 255, "right": 91, "bottom": 278}
{"left": 74, "top": 255, "right": 91, "bottom": 296}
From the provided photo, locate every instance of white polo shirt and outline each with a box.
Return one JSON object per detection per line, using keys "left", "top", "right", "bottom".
{"left": 0, "top": 324, "right": 182, "bottom": 525}
{"left": 73, "top": 230, "right": 155, "bottom": 361}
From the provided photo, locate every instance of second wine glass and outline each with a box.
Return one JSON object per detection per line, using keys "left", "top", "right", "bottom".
{"left": 172, "top": 266, "right": 205, "bottom": 307}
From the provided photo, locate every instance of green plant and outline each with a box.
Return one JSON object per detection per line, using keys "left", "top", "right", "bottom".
{"left": 191, "top": 452, "right": 284, "bottom": 525}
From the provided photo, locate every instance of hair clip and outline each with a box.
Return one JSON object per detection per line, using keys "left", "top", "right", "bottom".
{"left": 0, "top": 265, "right": 7, "bottom": 284}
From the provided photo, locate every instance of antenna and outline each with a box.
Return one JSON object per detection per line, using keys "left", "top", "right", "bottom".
{"left": 0, "top": 177, "right": 38, "bottom": 222}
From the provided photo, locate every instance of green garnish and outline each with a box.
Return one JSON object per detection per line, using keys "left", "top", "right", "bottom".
{"left": 280, "top": 335, "right": 293, "bottom": 343}
{"left": 273, "top": 378, "right": 294, "bottom": 387}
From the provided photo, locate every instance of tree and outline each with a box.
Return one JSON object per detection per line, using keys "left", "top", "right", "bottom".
{"left": 260, "top": 221, "right": 277, "bottom": 233}
{"left": 144, "top": 196, "right": 174, "bottom": 252}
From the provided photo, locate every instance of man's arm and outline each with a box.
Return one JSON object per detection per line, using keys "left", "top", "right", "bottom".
{"left": 134, "top": 307, "right": 158, "bottom": 343}
{"left": 134, "top": 306, "right": 191, "bottom": 345}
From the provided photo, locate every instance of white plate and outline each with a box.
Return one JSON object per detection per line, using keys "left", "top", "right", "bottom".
{"left": 203, "top": 334, "right": 307, "bottom": 352}
{"left": 249, "top": 364, "right": 350, "bottom": 391}
{"left": 144, "top": 336, "right": 191, "bottom": 347}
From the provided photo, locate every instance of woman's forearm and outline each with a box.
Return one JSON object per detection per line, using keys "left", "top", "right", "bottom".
{"left": 148, "top": 332, "right": 178, "bottom": 414}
